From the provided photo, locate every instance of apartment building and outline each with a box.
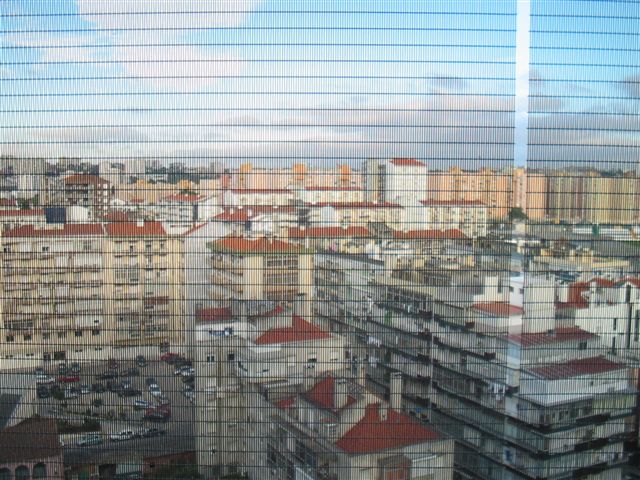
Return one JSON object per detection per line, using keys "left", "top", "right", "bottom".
{"left": 194, "top": 297, "right": 346, "bottom": 478}
{"left": 223, "top": 188, "right": 294, "bottom": 207}
{"left": 384, "top": 158, "right": 428, "bottom": 203}
{"left": 154, "top": 192, "right": 219, "bottom": 225}
{"left": 288, "top": 226, "right": 372, "bottom": 253}
{"left": 417, "top": 200, "right": 488, "bottom": 238}
{"left": 0, "top": 221, "right": 184, "bottom": 370}
{"left": 304, "top": 201, "right": 403, "bottom": 229}
{"left": 0, "top": 209, "right": 46, "bottom": 233}
{"left": 208, "top": 236, "right": 313, "bottom": 305}
{"left": 299, "top": 186, "right": 365, "bottom": 205}
{"left": 63, "top": 174, "right": 113, "bottom": 220}
{"left": 212, "top": 205, "right": 297, "bottom": 238}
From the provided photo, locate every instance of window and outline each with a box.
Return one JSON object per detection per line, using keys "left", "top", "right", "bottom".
{"left": 5, "top": 336, "right": 14, "bottom": 343}
{"left": 207, "top": 355, "right": 215, "bottom": 363}
{"left": 23, "top": 334, "right": 32, "bottom": 342}
{"left": 75, "top": 330, "right": 83, "bottom": 338}
{"left": 91, "top": 329, "right": 100, "bottom": 336}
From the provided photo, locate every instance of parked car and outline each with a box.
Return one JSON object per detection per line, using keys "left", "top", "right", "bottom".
{"left": 145, "top": 377, "right": 156, "bottom": 387}
{"left": 36, "top": 386, "right": 51, "bottom": 399}
{"left": 149, "top": 384, "right": 162, "bottom": 397}
{"left": 34, "top": 367, "right": 44, "bottom": 376}
{"left": 58, "top": 363, "right": 68, "bottom": 375}
{"left": 80, "top": 384, "right": 91, "bottom": 395}
{"left": 70, "top": 362, "right": 81, "bottom": 374}
{"left": 58, "top": 375, "right": 80, "bottom": 383}
{"left": 97, "top": 371, "right": 118, "bottom": 380}
{"left": 118, "top": 388, "right": 142, "bottom": 398}
{"left": 63, "top": 389, "right": 79, "bottom": 400}
{"left": 143, "top": 406, "right": 170, "bottom": 421}
{"left": 180, "top": 367, "right": 195, "bottom": 377}
{"left": 92, "top": 383, "right": 106, "bottom": 393}
{"left": 108, "top": 359, "right": 118, "bottom": 370}
{"left": 140, "top": 427, "right": 166, "bottom": 438}
{"left": 121, "top": 379, "right": 132, "bottom": 390}
{"left": 160, "top": 352, "right": 184, "bottom": 364}
{"left": 35, "top": 374, "right": 56, "bottom": 385}
{"left": 122, "top": 367, "right": 139, "bottom": 377}
{"left": 109, "top": 429, "right": 135, "bottom": 442}
{"left": 135, "top": 355, "right": 147, "bottom": 367}
{"left": 157, "top": 394, "right": 170, "bottom": 406}
{"left": 133, "top": 399, "right": 152, "bottom": 410}
{"left": 76, "top": 434, "right": 103, "bottom": 447}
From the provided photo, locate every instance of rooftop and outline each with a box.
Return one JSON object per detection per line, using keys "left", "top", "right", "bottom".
{"left": 508, "top": 327, "right": 596, "bottom": 347}
{"left": 0, "top": 417, "right": 61, "bottom": 463}
{"left": 420, "top": 199, "right": 485, "bottom": 206}
{"left": 213, "top": 205, "right": 295, "bottom": 222}
{"left": 472, "top": 302, "right": 524, "bottom": 317}
{"left": 0, "top": 209, "right": 45, "bottom": 217}
{"left": 305, "top": 186, "right": 362, "bottom": 191}
{"left": 196, "top": 307, "right": 233, "bottom": 324}
{"left": 254, "top": 315, "right": 332, "bottom": 345}
{"left": 163, "top": 193, "right": 207, "bottom": 202}
{"left": 3, "top": 223, "right": 104, "bottom": 238}
{"left": 335, "top": 403, "right": 440, "bottom": 454}
{"left": 229, "top": 188, "right": 291, "bottom": 194}
{"left": 529, "top": 356, "right": 626, "bottom": 380}
{"left": 105, "top": 221, "right": 166, "bottom": 236}
{"left": 305, "top": 201, "right": 401, "bottom": 209}
{"left": 64, "top": 173, "right": 108, "bottom": 185}
{"left": 392, "top": 228, "right": 467, "bottom": 240}
{"left": 303, "top": 376, "right": 358, "bottom": 411}
{"left": 209, "top": 236, "right": 305, "bottom": 254}
{"left": 288, "top": 226, "right": 370, "bottom": 238}
{"left": 390, "top": 158, "right": 426, "bottom": 167}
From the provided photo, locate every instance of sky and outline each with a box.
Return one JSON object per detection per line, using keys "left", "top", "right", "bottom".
{"left": 1, "top": 0, "right": 638, "bottom": 171}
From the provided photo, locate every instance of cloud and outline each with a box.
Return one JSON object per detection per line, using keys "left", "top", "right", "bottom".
{"left": 73, "top": 0, "right": 262, "bottom": 90}
{"left": 621, "top": 73, "right": 640, "bottom": 98}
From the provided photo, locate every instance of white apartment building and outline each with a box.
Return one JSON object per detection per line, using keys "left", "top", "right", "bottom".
{"left": 223, "top": 188, "right": 294, "bottom": 207}
{"left": 384, "top": 158, "right": 428, "bottom": 203}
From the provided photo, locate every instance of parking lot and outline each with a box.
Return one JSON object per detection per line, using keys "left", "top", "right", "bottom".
{"left": 33, "top": 352, "right": 196, "bottom": 454}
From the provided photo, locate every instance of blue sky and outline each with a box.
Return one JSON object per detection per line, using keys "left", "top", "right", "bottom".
{"left": 1, "top": 1, "right": 638, "bottom": 170}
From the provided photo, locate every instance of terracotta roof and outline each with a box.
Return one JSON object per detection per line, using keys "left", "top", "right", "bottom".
{"left": 230, "top": 188, "right": 291, "bottom": 194}
{"left": 392, "top": 228, "right": 467, "bottom": 240}
{"left": 305, "top": 201, "right": 401, "bottom": 209}
{"left": 618, "top": 277, "right": 640, "bottom": 288}
{"left": 196, "top": 307, "right": 233, "bottom": 324}
{"left": 529, "top": 356, "right": 625, "bottom": 380}
{"left": 163, "top": 193, "right": 206, "bottom": 202}
{"left": 143, "top": 296, "right": 169, "bottom": 307}
{"left": 0, "top": 418, "right": 62, "bottom": 463}
{"left": 254, "top": 315, "right": 332, "bottom": 345}
{"left": 591, "top": 278, "right": 617, "bottom": 288}
{"left": 3, "top": 223, "right": 104, "bottom": 237}
{"left": 0, "top": 199, "right": 17, "bottom": 207}
{"left": 305, "top": 186, "right": 362, "bottom": 191}
{"left": 390, "top": 158, "right": 426, "bottom": 167}
{"left": 304, "top": 376, "right": 358, "bottom": 411}
{"left": 508, "top": 327, "right": 596, "bottom": 347}
{"left": 420, "top": 199, "right": 485, "bottom": 206}
{"left": 0, "top": 209, "right": 45, "bottom": 217}
{"left": 275, "top": 396, "right": 296, "bottom": 410}
{"left": 101, "top": 211, "right": 135, "bottom": 222}
{"left": 64, "top": 173, "right": 108, "bottom": 185}
{"left": 336, "top": 403, "right": 440, "bottom": 454}
{"left": 210, "top": 236, "right": 303, "bottom": 254}
{"left": 473, "top": 302, "right": 524, "bottom": 316}
{"left": 288, "top": 226, "right": 370, "bottom": 238}
{"left": 556, "top": 282, "right": 590, "bottom": 310}
{"left": 105, "top": 221, "right": 166, "bottom": 236}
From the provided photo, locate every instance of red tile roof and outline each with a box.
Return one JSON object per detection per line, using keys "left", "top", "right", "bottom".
{"left": 420, "top": 199, "right": 485, "bottom": 206}
{"left": 304, "top": 376, "right": 358, "bottom": 411}
{"left": 275, "top": 396, "right": 296, "bottom": 410}
{"left": 305, "top": 186, "right": 362, "bottom": 191}
{"left": 618, "top": 277, "right": 640, "bottom": 288}
{"left": 336, "top": 403, "right": 440, "bottom": 454}
{"left": 556, "top": 282, "right": 590, "bottom": 310}
{"left": 210, "top": 236, "right": 303, "bottom": 254}
{"left": 0, "top": 208, "right": 45, "bottom": 217}
{"left": 163, "top": 193, "right": 206, "bottom": 202}
{"left": 0, "top": 418, "right": 62, "bottom": 463}
{"left": 305, "top": 201, "right": 401, "bottom": 209}
{"left": 508, "top": 327, "right": 596, "bottom": 347}
{"left": 288, "top": 226, "right": 370, "bottom": 238}
{"left": 390, "top": 158, "right": 426, "bottom": 167}
{"left": 473, "top": 302, "right": 524, "bottom": 316}
{"left": 392, "top": 228, "right": 467, "bottom": 240}
{"left": 0, "top": 199, "right": 17, "bottom": 207}
{"left": 3, "top": 223, "right": 104, "bottom": 237}
{"left": 196, "top": 307, "right": 233, "bottom": 324}
{"left": 254, "top": 315, "right": 332, "bottom": 345}
{"left": 105, "top": 221, "right": 166, "bottom": 236}
{"left": 64, "top": 173, "right": 108, "bottom": 185}
{"left": 230, "top": 188, "right": 291, "bottom": 194}
{"left": 591, "top": 278, "right": 617, "bottom": 288}
{"left": 529, "top": 356, "right": 625, "bottom": 380}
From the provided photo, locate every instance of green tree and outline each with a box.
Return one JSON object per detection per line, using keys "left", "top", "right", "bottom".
{"left": 508, "top": 207, "right": 528, "bottom": 221}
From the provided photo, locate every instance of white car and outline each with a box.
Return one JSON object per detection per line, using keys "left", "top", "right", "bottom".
{"left": 109, "top": 429, "right": 135, "bottom": 442}
{"left": 35, "top": 374, "right": 55, "bottom": 385}
{"left": 149, "top": 384, "right": 162, "bottom": 397}
{"left": 180, "top": 367, "right": 195, "bottom": 377}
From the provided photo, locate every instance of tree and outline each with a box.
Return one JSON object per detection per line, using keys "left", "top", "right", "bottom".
{"left": 508, "top": 207, "right": 528, "bottom": 221}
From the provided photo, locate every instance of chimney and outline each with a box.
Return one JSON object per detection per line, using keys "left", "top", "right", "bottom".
{"left": 389, "top": 372, "right": 402, "bottom": 411}
{"left": 357, "top": 360, "right": 367, "bottom": 387}
{"left": 136, "top": 219, "right": 144, "bottom": 228}
{"left": 334, "top": 378, "right": 348, "bottom": 409}
{"left": 302, "top": 365, "right": 315, "bottom": 391}
{"left": 293, "top": 293, "right": 310, "bottom": 319}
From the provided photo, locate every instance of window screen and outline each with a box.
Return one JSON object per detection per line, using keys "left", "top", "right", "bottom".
{"left": 0, "top": 1, "right": 639, "bottom": 480}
